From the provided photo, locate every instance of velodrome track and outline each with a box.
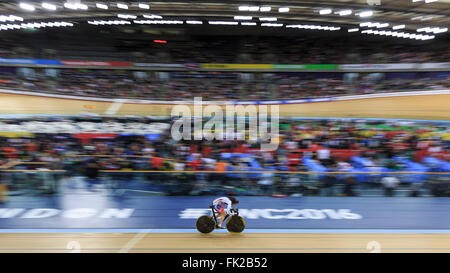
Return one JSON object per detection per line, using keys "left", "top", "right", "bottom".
{"left": 0, "top": 90, "right": 449, "bottom": 120}
{"left": 1, "top": 232, "right": 450, "bottom": 253}
{"left": 0, "top": 90, "right": 450, "bottom": 253}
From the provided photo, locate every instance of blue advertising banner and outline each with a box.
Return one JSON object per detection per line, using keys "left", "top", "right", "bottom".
{"left": 0, "top": 196, "right": 449, "bottom": 230}
{"left": 0, "top": 58, "right": 61, "bottom": 65}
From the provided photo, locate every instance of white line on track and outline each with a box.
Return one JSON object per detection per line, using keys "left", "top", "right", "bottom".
{"left": 104, "top": 99, "right": 124, "bottom": 115}
{"left": 117, "top": 230, "right": 148, "bottom": 253}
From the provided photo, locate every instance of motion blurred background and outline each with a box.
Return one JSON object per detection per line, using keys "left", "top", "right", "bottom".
{"left": 0, "top": 0, "right": 448, "bottom": 233}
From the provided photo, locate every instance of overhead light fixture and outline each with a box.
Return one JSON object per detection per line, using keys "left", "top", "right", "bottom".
{"left": 338, "top": 9, "right": 352, "bottom": 16}
{"left": 319, "top": 9, "right": 332, "bottom": 15}
{"left": 348, "top": 28, "right": 359, "bottom": 32}
{"left": 425, "top": 0, "right": 438, "bottom": 3}
{"left": 435, "top": 27, "right": 448, "bottom": 33}
{"left": 143, "top": 20, "right": 183, "bottom": 24}
{"left": 208, "top": 21, "right": 239, "bottom": 25}
{"left": 143, "top": 14, "right": 162, "bottom": 19}
{"left": 260, "top": 6, "right": 271, "bottom": 12}
{"left": 259, "top": 17, "right": 277, "bottom": 21}
{"left": 19, "top": 2, "right": 35, "bottom": 11}
{"left": 118, "top": 14, "right": 137, "bottom": 19}
{"left": 278, "top": 7, "right": 289, "bottom": 13}
{"left": 261, "top": 23, "right": 283, "bottom": 27}
{"left": 42, "top": 2, "right": 57, "bottom": 11}
{"left": 186, "top": 20, "right": 202, "bottom": 24}
{"left": 64, "top": 2, "right": 87, "bottom": 10}
{"left": 96, "top": 3, "right": 108, "bottom": 9}
{"left": 234, "top": 16, "right": 252, "bottom": 20}
{"left": 286, "top": 24, "right": 340, "bottom": 31}
{"left": 393, "top": 24, "right": 405, "bottom": 30}
{"left": 248, "top": 6, "right": 260, "bottom": 11}
{"left": 89, "top": 20, "right": 130, "bottom": 25}
{"left": 78, "top": 3, "right": 88, "bottom": 10}
{"left": 241, "top": 22, "right": 256, "bottom": 26}
{"left": 418, "top": 26, "right": 448, "bottom": 33}
{"left": 64, "top": 2, "right": 77, "bottom": 9}
{"left": 359, "top": 10, "right": 374, "bottom": 17}
{"left": 117, "top": 3, "right": 128, "bottom": 9}
{"left": 238, "top": 5, "right": 248, "bottom": 11}
{"left": 138, "top": 3, "right": 150, "bottom": 9}
{"left": 3, "top": 15, "right": 23, "bottom": 22}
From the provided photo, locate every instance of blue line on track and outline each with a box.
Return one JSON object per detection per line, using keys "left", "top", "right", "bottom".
{"left": 0, "top": 229, "right": 450, "bottom": 233}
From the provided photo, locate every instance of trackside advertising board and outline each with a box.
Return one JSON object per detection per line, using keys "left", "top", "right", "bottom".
{"left": 1, "top": 196, "right": 450, "bottom": 229}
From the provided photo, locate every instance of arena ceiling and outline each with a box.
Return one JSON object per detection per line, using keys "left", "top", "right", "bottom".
{"left": 0, "top": 1, "right": 448, "bottom": 37}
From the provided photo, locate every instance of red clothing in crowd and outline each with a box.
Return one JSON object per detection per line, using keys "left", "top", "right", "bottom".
{"left": 2, "top": 147, "right": 18, "bottom": 159}
{"left": 151, "top": 157, "right": 163, "bottom": 168}
{"left": 187, "top": 159, "right": 201, "bottom": 170}
{"left": 202, "top": 146, "right": 212, "bottom": 157}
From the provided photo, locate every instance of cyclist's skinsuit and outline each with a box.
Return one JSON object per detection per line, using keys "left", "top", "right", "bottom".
{"left": 212, "top": 197, "right": 232, "bottom": 215}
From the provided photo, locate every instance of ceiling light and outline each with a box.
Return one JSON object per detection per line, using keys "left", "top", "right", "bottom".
{"left": 348, "top": 28, "right": 359, "bottom": 32}
{"left": 261, "top": 23, "right": 283, "bottom": 27}
{"left": 241, "top": 22, "right": 256, "bottom": 26}
{"left": 117, "top": 3, "right": 128, "bottom": 9}
{"left": 393, "top": 24, "right": 405, "bottom": 30}
{"left": 278, "top": 7, "right": 289, "bottom": 13}
{"left": 234, "top": 16, "right": 252, "bottom": 20}
{"left": 260, "top": 6, "right": 271, "bottom": 12}
{"left": 8, "top": 15, "right": 23, "bottom": 21}
{"left": 118, "top": 14, "right": 137, "bottom": 19}
{"left": 259, "top": 17, "right": 277, "bottom": 21}
{"left": 319, "top": 9, "right": 332, "bottom": 15}
{"left": 96, "top": 3, "right": 108, "bottom": 9}
{"left": 208, "top": 21, "right": 239, "bottom": 25}
{"left": 78, "top": 3, "right": 88, "bottom": 10}
{"left": 359, "top": 10, "right": 373, "bottom": 17}
{"left": 143, "top": 14, "right": 162, "bottom": 19}
{"left": 42, "top": 2, "right": 57, "bottom": 11}
{"left": 238, "top": 5, "right": 249, "bottom": 11}
{"left": 338, "top": 9, "right": 352, "bottom": 16}
{"left": 19, "top": 2, "right": 35, "bottom": 11}
{"left": 64, "top": 2, "right": 77, "bottom": 9}
{"left": 248, "top": 6, "right": 260, "bottom": 11}
{"left": 138, "top": 3, "right": 150, "bottom": 9}
{"left": 186, "top": 20, "right": 202, "bottom": 24}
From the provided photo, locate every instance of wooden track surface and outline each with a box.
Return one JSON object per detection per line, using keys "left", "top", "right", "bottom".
{"left": 1, "top": 93, "right": 449, "bottom": 120}
{"left": 0, "top": 233, "right": 449, "bottom": 253}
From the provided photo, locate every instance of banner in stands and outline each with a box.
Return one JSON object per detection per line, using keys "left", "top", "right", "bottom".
{"left": 340, "top": 63, "right": 417, "bottom": 70}
{"left": 60, "top": 60, "right": 132, "bottom": 67}
{"left": 0, "top": 58, "right": 61, "bottom": 65}
{"left": 200, "top": 64, "right": 273, "bottom": 70}
{"left": 134, "top": 63, "right": 184, "bottom": 68}
{"left": 171, "top": 72, "right": 239, "bottom": 79}
{"left": 0, "top": 196, "right": 450, "bottom": 229}
{"left": 419, "top": 63, "right": 450, "bottom": 69}
{"left": 0, "top": 120, "right": 171, "bottom": 134}
{"left": 273, "top": 64, "right": 338, "bottom": 70}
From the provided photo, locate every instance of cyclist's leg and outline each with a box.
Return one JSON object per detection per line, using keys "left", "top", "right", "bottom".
{"left": 214, "top": 204, "right": 227, "bottom": 228}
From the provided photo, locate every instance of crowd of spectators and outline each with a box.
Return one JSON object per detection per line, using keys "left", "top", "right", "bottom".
{"left": 1, "top": 35, "right": 450, "bottom": 64}
{"left": 0, "top": 117, "right": 448, "bottom": 197}
{"left": 0, "top": 70, "right": 448, "bottom": 101}
{"left": 161, "top": 37, "right": 450, "bottom": 64}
